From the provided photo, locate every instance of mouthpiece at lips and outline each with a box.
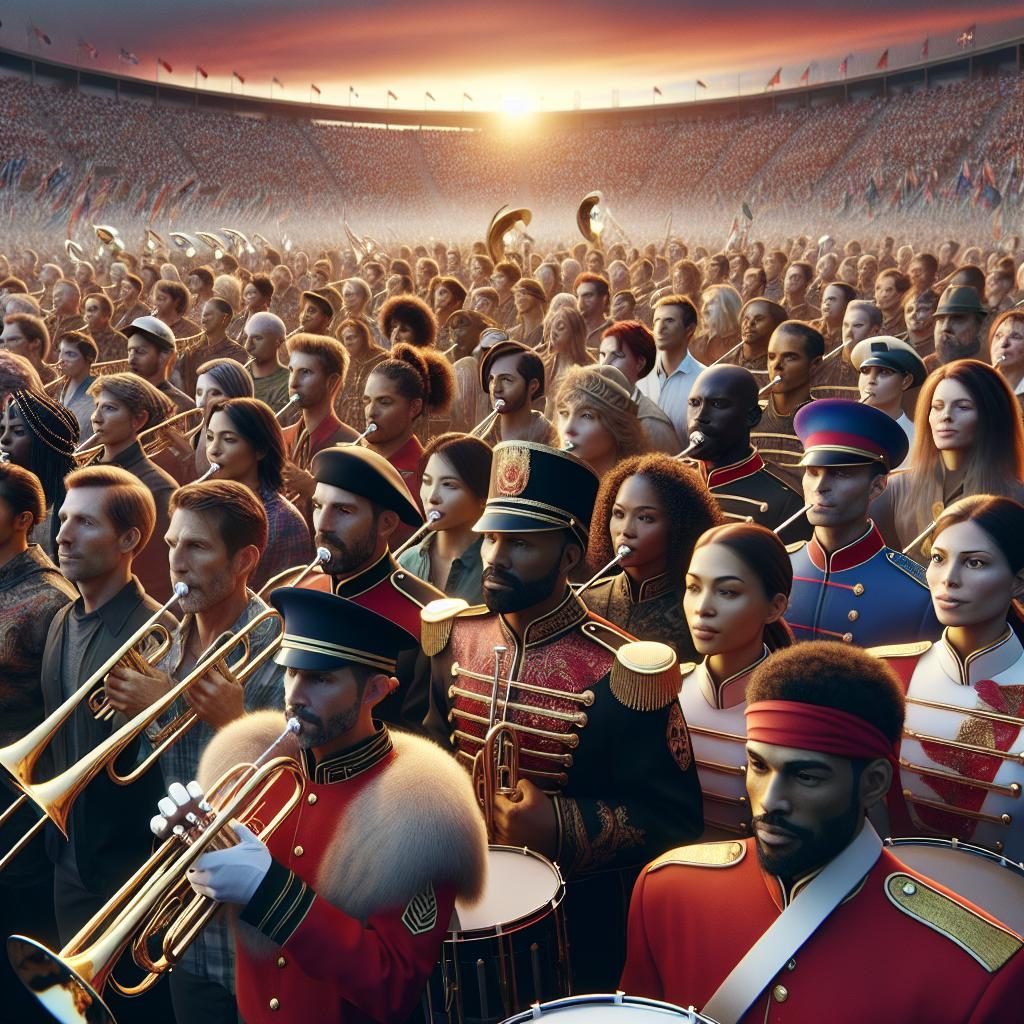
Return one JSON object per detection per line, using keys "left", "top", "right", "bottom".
{"left": 493, "top": 399, "right": 506, "bottom": 411}
{"left": 427, "top": 510, "right": 442, "bottom": 523}
{"left": 173, "top": 581, "right": 191, "bottom": 599}
{"left": 315, "top": 546, "right": 331, "bottom": 563}
{"left": 285, "top": 716, "right": 302, "bottom": 735}
{"left": 564, "top": 441, "right": 576, "bottom": 452}
{"left": 616, "top": 545, "right": 632, "bottom": 558}
{"left": 364, "top": 422, "right": 378, "bottom": 434}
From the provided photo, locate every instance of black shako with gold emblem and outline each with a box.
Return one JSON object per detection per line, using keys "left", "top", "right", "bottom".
{"left": 195, "top": 590, "right": 487, "bottom": 1024}
{"left": 422, "top": 441, "right": 703, "bottom": 990}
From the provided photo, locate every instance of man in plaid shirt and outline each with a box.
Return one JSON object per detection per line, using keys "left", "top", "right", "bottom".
{"left": 105, "top": 479, "right": 284, "bottom": 1024}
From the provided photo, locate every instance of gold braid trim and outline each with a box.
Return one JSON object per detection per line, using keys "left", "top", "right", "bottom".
{"left": 420, "top": 597, "right": 472, "bottom": 656}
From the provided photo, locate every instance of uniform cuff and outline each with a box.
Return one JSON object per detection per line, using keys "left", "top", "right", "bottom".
{"left": 240, "top": 859, "right": 315, "bottom": 945}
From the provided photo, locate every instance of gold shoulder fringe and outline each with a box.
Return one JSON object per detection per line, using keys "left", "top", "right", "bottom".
{"left": 610, "top": 640, "right": 680, "bottom": 711}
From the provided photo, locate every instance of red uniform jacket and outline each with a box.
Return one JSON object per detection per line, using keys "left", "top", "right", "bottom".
{"left": 620, "top": 838, "right": 1024, "bottom": 1022}
{"left": 197, "top": 712, "right": 486, "bottom": 1024}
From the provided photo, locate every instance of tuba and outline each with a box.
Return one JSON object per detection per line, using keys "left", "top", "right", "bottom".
{"left": 577, "top": 191, "right": 604, "bottom": 248}
{"left": 485, "top": 205, "right": 532, "bottom": 265}
{"left": 9, "top": 720, "right": 304, "bottom": 1015}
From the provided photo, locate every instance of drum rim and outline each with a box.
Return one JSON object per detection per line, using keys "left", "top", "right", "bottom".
{"left": 883, "top": 835, "right": 1024, "bottom": 874}
{"left": 448, "top": 843, "right": 567, "bottom": 943}
{"left": 498, "top": 991, "right": 709, "bottom": 1020}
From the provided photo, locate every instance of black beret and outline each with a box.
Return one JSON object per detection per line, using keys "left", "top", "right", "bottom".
{"left": 311, "top": 445, "right": 423, "bottom": 526}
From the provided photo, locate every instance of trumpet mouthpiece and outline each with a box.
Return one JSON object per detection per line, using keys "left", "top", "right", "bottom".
{"left": 427, "top": 510, "right": 442, "bottom": 522}
{"left": 494, "top": 399, "right": 506, "bottom": 411}
{"left": 616, "top": 545, "right": 632, "bottom": 557}
{"left": 315, "top": 546, "right": 331, "bottom": 563}
{"left": 209, "top": 462, "right": 221, "bottom": 472}
{"left": 285, "top": 717, "right": 302, "bottom": 735}
{"left": 563, "top": 441, "right": 576, "bottom": 452}
{"left": 365, "top": 422, "right": 378, "bottom": 433}
{"left": 173, "top": 581, "right": 191, "bottom": 598}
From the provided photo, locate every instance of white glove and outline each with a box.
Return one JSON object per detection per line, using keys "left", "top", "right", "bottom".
{"left": 187, "top": 822, "right": 272, "bottom": 905}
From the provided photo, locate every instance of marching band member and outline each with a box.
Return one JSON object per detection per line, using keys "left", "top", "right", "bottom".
{"left": 622, "top": 642, "right": 1024, "bottom": 1022}
{"left": 874, "top": 495, "right": 1024, "bottom": 860}
{"left": 287, "top": 444, "right": 441, "bottom": 728}
{"left": 685, "top": 364, "right": 811, "bottom": 543}
{"left": 584, "top": 451, "right": 722, "bottom": 654}
{"left": 102, "top": 480, "right": 282, "bottom": 1023}
{"left": 174, "top": 588, "right": 486, "bottom": 1024}
{"left": 679, "top": 523, "right": 792, "bottom": 839}
{"left": 42, "top": 465, "right": 178, "bottom": 1023}
{"left": 786, "top": 400, "right": 939, "bottom": 645}
{"left": 422, "top": 441, "right": 703, "bottom": 989}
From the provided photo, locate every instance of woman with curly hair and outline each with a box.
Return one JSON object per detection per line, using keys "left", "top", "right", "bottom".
{"left": 541, "top": 306, "right": 595, "bottom": 419}
{"left": 679, "top": 522, "right": 793, "bottom": 838}
{"left": 584, "top": 451, "right": 722, "bottom": 654}
{"left": 0, "top": 388, "right": 79, "bottom": 558}
{"left": 871, "top": 359, "right": 1024, "bottom": 562}
{"left": 378, "top": 294, "right": 437, "bottom": 349}
{"left": 336, "top": 317, "right": 387, "bottom": 431}
{"left": 363, "top": 342, "right": 455, "bottom": 494}
{"left": 555, "top": 365, "right": 648, "bottom": 477}
{"left": 205, "top": 397, "right": 314, "bottom": 591}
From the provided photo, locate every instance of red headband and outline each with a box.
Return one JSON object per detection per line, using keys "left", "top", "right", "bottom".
{"left": 745, "top": 700, "right": 896, "bottom": 764}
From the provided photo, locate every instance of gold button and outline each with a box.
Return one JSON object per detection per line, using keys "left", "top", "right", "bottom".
{"left": 269, "top": 998, "right": 280, "bottom": 1011}
{"left": 902, "top": 881, "right": 917, "bottom": 896}
{"left": 307, "top": 793, "right": 318, "bottom": 805}
{"left": 787, "top": 958, "right": 797, "bottom": 971}
{"left": 842, "top": 632, "right": 853, "bottom": 643}
{"left": 277, "top": 956, "right": 287, "bottom": 968}
{"left": 772, "top": 984, "right": 788, "bottom": 1003}
{"left": 293, "top": 845, "right": 304, "bottom": 857}
{"left": 847, "top": 610, "right": 859, "bottom": 622}
{"left": 852, "top": 584, "right": 865, "bottom": 596}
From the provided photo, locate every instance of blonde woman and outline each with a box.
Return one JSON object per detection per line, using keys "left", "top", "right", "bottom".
{"left": 541, "top": 306, "right": 594, "bottom": 419}
{"left": 692, "top": 283, "right": 742, "bottom": 365}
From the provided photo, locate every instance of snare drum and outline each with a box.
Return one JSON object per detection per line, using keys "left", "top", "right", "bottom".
{"left": 428, "top": 845, "right": 570, "bottom": 1023}
{"left": 499, "top": 993, "right": 714, "bottom": 1022}
{"left": 884, "top": 836, "right": 1024, "bottom": 933}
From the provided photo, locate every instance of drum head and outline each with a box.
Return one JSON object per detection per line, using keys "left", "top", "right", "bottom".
{"left": 885, "top": 838, "right": 1024, "bottom": 934}
{"left": 452, "top": 845, "right": 564, "bottom": 937}
{"left": 499, "top": 993, "right": 710, "bottom": 1021}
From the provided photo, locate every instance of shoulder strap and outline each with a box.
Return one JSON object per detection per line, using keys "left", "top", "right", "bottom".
{"left": 702, "top": 824, "right": 883, "bottom": 1024}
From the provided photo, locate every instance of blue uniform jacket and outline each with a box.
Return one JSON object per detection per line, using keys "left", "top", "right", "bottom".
{"left": 787, "top": 521, "right": 940, "bottom": 646}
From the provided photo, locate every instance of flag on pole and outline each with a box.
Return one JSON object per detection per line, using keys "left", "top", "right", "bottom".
{"left": 31, "top": 26, "right": 52, "bottom": 46}
{"left": 653, "top": 85, "right": 663, "bottom": 96}
{"left": 463, "top": 92, "right": 473, "bottom": 102}
{"left": 425, "top": 91, "right": 436, "bottom": 102}
{"left": 312, "top": 84, "right": 322, "bottom": 95}
{"left": 79, "top": 40, "right": 99, "bottom": 60}
{"left": 233, "top": 71, "right": 246, "bottom": 84}
{"left": 766, "top": 68, "right": 782, "bottom": 88}
{"left": 696, "top": 80, "right": 708, "bottom": 89}
{"left": 921, "top": 37, "right": 929, "bottom": 60}
{"left": 955, "top": 160, "right": 973, "bottom": 197}
{"left": 119, "top": 49, "right": 139, "bottom": 65}
{"left": 799, "top": 66, "right": 810, "bottom": 84}
{"left": 839, "top": 54, "right": 851, "bottom": 76}
{"left": 272, "top": 76, "right": 283, "bottom": 87}
{"left": 196, "top": 65, "right": 209, "bottom": 79}
{"left": 158, "top": 58, "right": 173, "bottom": 73}
{"left": 958, "top": 24, "right": 976, "bottom": 49}
{"left": 387, "top": 90, "right": 398, "bottom": 100}
{"left": 876, "top": 49, "right": 889, "bottom": 70}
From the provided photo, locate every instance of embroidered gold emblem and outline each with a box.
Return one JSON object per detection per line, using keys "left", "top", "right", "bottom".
{"left": 401, "top": 884, "right": 438, "bottom": 935}
{"left": 495, "top": 446, "right": 530, "bottom": 496}
{"left": 666, "top": 703, "right": 693, "bottom": 770}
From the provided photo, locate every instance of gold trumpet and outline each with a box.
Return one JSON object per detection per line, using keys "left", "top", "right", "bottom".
{"left": 0, "top": 604, "right": 281, "bottom": 873}
{"left": 74, "top": 406, "right": 204, "bottom": 467}
{"left": 9, "top": 720, "right": 304, "bottom": 1017}
{"left": 468, "top": 399, "right": 504, "bottom": 439}
{"left": 0, "top": 584, "right": 185, "bottom": 871}
{"left": 470, "top": 645, "right": 520, "bottom": 841}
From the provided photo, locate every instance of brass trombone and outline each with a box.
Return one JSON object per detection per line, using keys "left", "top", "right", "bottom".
{"left": 0, "top": 584, "right": 185, "bottom": 871}
{"left": 0, "top": 603, "right": 281, "bottom": 873}
{"left": 8, "top": 720, "right": 304, "bottom": 1017}
{"left": 470, "top": 645, "right": 520, "bottom": 841}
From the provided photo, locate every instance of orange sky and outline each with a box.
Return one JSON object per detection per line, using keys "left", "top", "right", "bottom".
{"left": 3, "top": 1, "right": 1022, "bottom": 110}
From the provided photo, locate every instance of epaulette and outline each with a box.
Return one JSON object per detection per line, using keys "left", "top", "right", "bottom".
{"left": 420, "top": 598, "right": 488, "bottom": 656}
{"left": 648, "top": 840, "right": 746, "bottom": 873}
{"left": 610, "top": 641, "right": 680, "bottom": 711}
{"left": 390, "top": 568, "right": 445, "bottom": 608}
{"left": 885, "top": 549, "right": 928, "bottom": 587}
{"left": 867, "top": 640, "right": 932, "bottom": 659}
{"left": 678, "top": 661, "right": 698, "bottom": 678}
{"left": 579, "top": 617, "right": 632, "bottom": 656}
{"left": 884, "top": 872, "right": 1022, "bottom": 972}
{"left": 785, "top": 539, "right": 807, "bottom": 555}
